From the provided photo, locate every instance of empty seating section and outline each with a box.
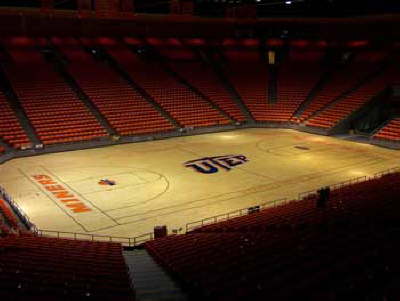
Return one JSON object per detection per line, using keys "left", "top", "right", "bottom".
{"left": 273, "top": 51, "right": 324, "bottom": 121}
{"left": 146, "top": 173, "right": 400, "bottom": 300}
{"left": 171, "top": 60, "right": 246, "bottom": 121}
{"left": 109, "top": 41, "right": 230, "bottom": 128}
{"left": 0, "top": 213, "right": 11, "bottom": 235}
{"left": 0, "top": 90, "right": 30, "bottom": 149}
{"left": 151, "top": 41, "right": 243, "bottom": 121}
{"left": 295, "top": 52, "right": 387, "bottom": 124}
{"left": 0, "top": 199, "right": 21, "bottom": 234}
{"left": 304, "top": 52, "right": 390, "bottom": 128}
{"left": 296, "top": 51, "right": 388, "bottom": 123}
{"left": 0, "top": 236, "right": 134, "bottom": 300}
{"left": 158, "top": 48, "right": 197, "bottom": 60}
{"left": 373, "top": 118, "right": 400, "bottom": 141}
{"left": 3, "top": 37, "right": 107, "bottom": 145}
{"left": 191, "top": 173, "right": 399, "bottom": 233}
{"left": 306, "top": 65, "right": 398, "bottom": 129}
{"left": 222, "top": 49, "right": 270, "bottom": 121}
{"left": 153, "top": 40, "right": 198, "bottom": 61}
{"left": 53, "top": 38, "right": 174, "bottom": 136}
{"left": 154, "top": 42, "right": 245, "bottom": 121}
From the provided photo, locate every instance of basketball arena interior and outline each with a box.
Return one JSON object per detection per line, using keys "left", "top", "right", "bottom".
{"left": 1, "top": 1, "right": 400, "bottom": 300}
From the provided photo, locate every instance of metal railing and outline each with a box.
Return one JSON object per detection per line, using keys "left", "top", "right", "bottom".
{"left": 34, "top": 229, "right": 154, "bottom": 247}
{"left": 0, "top": 186, "right": 37, "bottom": 232}
{"left": 2, "top": 166, "right": 400, "bottom": 247}
{"left": 186, "top": 166, "right": 400, "bottom": 233}
{"left": 298, "top": 166, "right": 400, "bottom": 200}
{"left": 186, "top": 198, "right": 287, "bottom": 232}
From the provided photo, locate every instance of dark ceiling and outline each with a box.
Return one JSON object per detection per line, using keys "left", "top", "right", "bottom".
{"left": 2, "top": 0, "right": 400, "bottom": 17}
{"left": 0, "top": 0, "right": 399, "bottom": 41}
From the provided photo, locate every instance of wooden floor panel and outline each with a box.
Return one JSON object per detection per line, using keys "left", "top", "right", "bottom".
{"left": 1, "top": 128, "right": 398, "bottom": 237}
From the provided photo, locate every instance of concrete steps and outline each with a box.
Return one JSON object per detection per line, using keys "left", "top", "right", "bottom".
{"left": 102, "top": 47, "right": 181, "bottom": 129}
{"left": 205, "top": 49, "right": 255, "bottom": 122}
{"left": 124, "top": 249, "right": 187, "bottom": 301}
{"left": 45, "top": 45, "right": 118, "bottom": 137}
{"left": 268, "top": 65, "right": 278, "bottom": 104}
{"left": 292, "top": 68, "right": 335, "bottom": 119}
{"left": 304, "top": 63, "right": 389, "bottom": 123}
{"left": 147, "top": 47, "right": 235, "bottom": 124}
{"left": 0, "top": 66, "right": 41, "bottom": 146}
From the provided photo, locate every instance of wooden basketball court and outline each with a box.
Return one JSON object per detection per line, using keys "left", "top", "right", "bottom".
{"left": 1, "top": 128, "right": 398, "bottom": 238}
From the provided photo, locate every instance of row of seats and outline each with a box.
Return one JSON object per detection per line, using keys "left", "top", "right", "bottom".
{"left": 0, "top": 235, "right": 135, "bottom": 300}
{"left": 272, "top": 50, "right": 325, "bottom": 121}
{"left": 145, "top": 173, "right": 400, "bottom": 300}
{"left": 221, "top": 49, "right": 271, "bottom": 122}
{"left": 222, "top": 49, "right": 325, "bottom": 123}
{"left": 171, "top": 61, "right": 246, "bottom": 122}
{"left": 304, "top": 55, "right": 397, "bottom": 129}
{"left": 0, "top": 89, "right": 30, "bottom": 149}
{"left": 0, "top": 215, "right": 11, "bottom": 235}
{"left": 0, "top": 186, "right": 32, "bottom": 236}
{"left": 159, "top": 46, "right": 246, "bottom": 122}
{"left": 190, "top": 174, "right": 398, "bottom": 233}
{"left": 373, "top": 117, "right": 400, "bottom": 141}
{"left": 292, "top": 52, "right": 384, "bottom": 123}
{"left": 2, "top": 37, "right": 108, "bottom": 145}
{"left": 0, "top": 199, "right": 21, "bottom": 234}
{"left": 0, "top": 39, "right": 398, "bottom": 147}
{"left": 156, "top": 45, "right": 198, "bottom": 61}
{"left": 107, "top": 41, "right": 230, "bottom": 128}
{"left": 294, "top": 51, "right": 388, "bottom": 124}
{"left": 53, "top": 37, "right": 175, "bottom": 136}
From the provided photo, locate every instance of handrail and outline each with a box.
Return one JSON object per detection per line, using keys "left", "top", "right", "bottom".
{"left": 2, "top": 166, "right": 399, "bottom": 247}
{"left": 187, "top": 166, "right": 400, "bottom": 233}
{"left": 298, "top": 166, "right": 400, "bottom": 200}
{"left": 0, "top": 186, "right": 37, "bottom": 232}
{"left": 34, "top": 229, "right": 154, "bottom": 247}
{"left": 186, "top": 198, "right": 287, "bottom": 232}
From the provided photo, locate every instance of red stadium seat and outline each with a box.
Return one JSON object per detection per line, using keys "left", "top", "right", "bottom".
{"left": 52, "top": 37, "right": 176, "bottom": 136}
{"left": 2, "top": 38, "right": 108, "bottom": 146}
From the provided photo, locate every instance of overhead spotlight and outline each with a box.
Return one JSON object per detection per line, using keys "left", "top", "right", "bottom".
{"left": 280, "top": 29, "right": 289, "bottom": 39}
{"left": 285, "top": 0, "right": 292, "bottom": 4}
{"left": 256, "top": 0, "right": 261, "bottom": 2}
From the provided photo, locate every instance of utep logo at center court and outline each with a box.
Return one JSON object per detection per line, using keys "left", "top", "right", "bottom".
{"left": 184, "top": 155, "right": 248, "bottom": 174}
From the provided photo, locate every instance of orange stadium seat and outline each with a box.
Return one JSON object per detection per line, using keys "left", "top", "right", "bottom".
{"left": 373, "top": 118, "right": 400, "bottom": 141}
{"left": 156, "top": 44, "right": 246, "bottom": 122}
{"left": 0, "top": 199, "right": 21, "bottom": 232}
{"left": 2, "top": 38, "right": 108, "bottom": 145}
{"left": 222, "top": 49, "right": 270, "bottom": 121}
{"left": 0, "top": 90, "right": 30, "bottom": 149}
{"left": 145, "top": 173, "right": 400, "bottom": 300}
{"left": 304, "top": 53, "right": 397, "bottom": 129}
{"left": 52, "top": 37, "right": 175, "bottom": 136}
{"left": 0, "top": 236, "right": 135, "bottom": 300}
{"left": 295, "top": 51, "right": 388, "bottom": 124}
{"left": 104, "top": 40, "right": 230, "bottom": 128}
{"left": 268, "top": 50, "right": 326, "bottom": 122}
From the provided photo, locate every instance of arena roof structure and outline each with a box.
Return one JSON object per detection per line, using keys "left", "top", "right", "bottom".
{"left": 0, "top": 1, "right": 400, "bottom": 41}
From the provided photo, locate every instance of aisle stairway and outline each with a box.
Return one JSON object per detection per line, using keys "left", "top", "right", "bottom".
{"left": 106, "top": 41, "right": 230, "bottom": 128}
{"left": 205, "top": 49, "right": 254, "bottom": 121}
{"left": 124, "top": 249, "right": 187, "bottom": 301}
